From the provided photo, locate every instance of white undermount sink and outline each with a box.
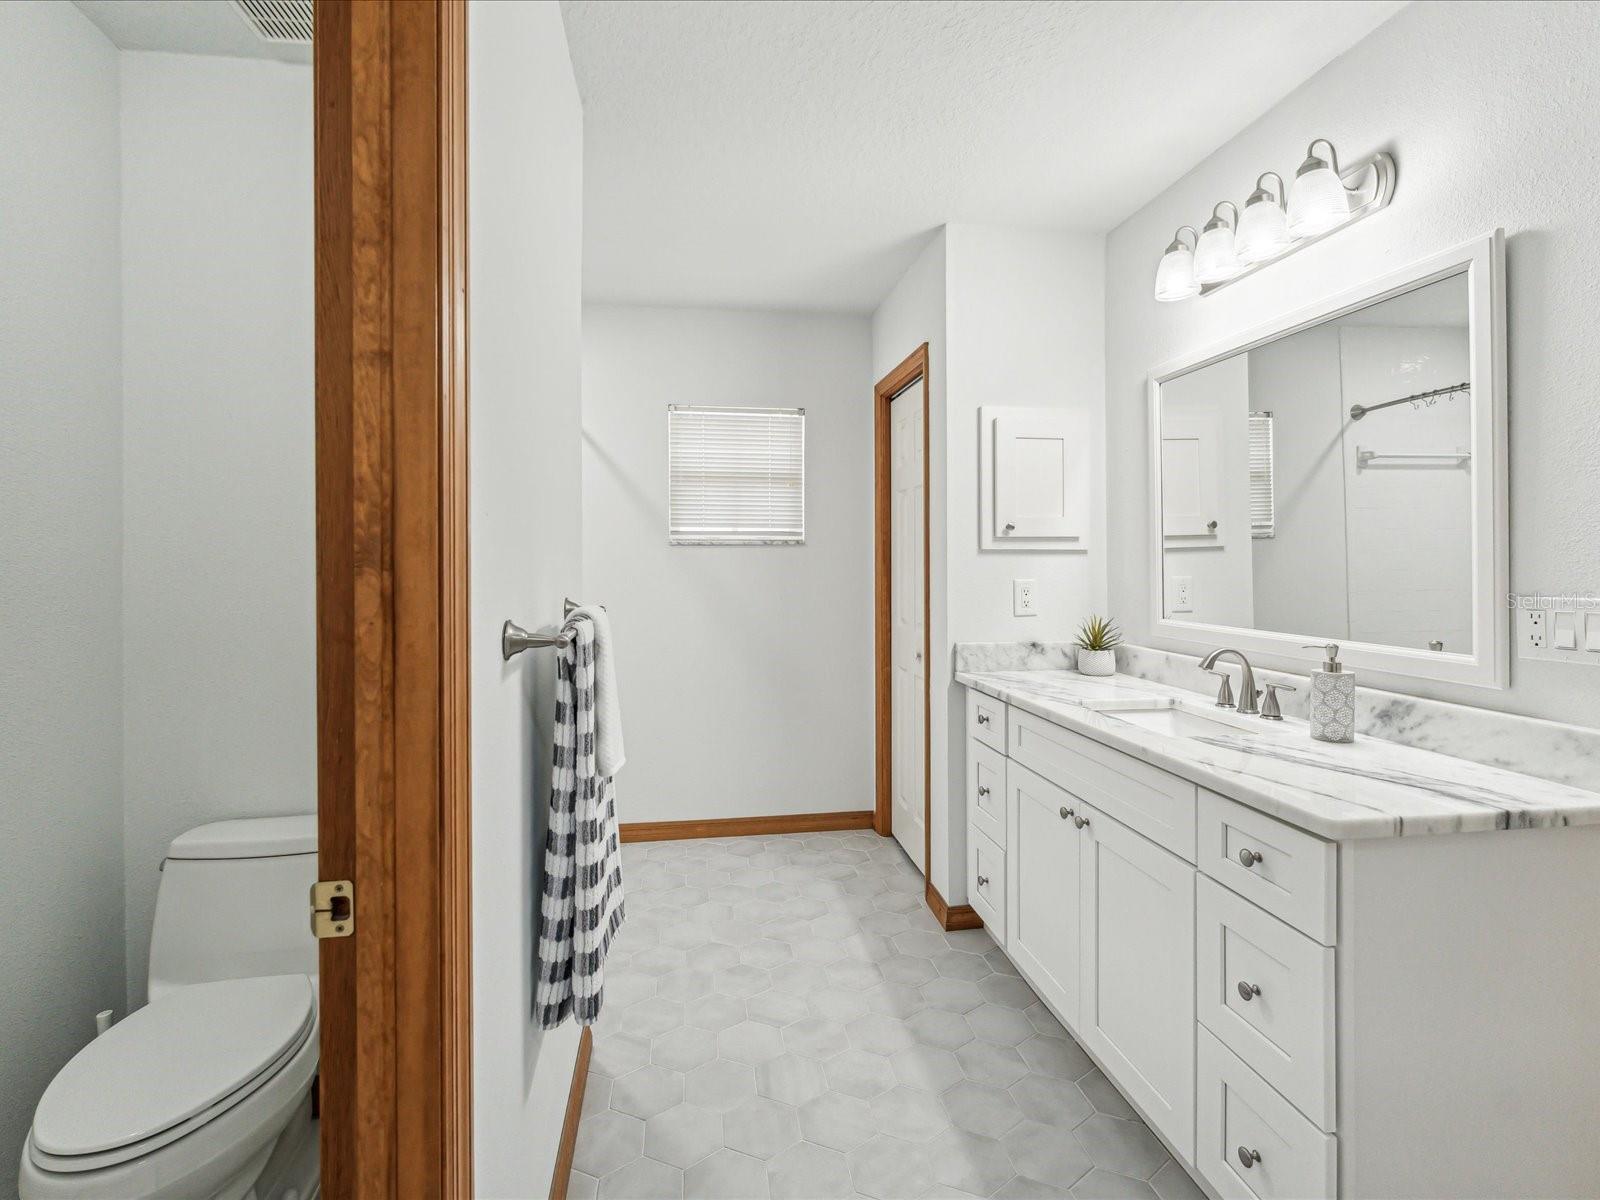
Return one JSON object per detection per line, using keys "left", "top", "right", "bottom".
{"left": 1087, "top": 699, "right": 1262, "bottom": 738}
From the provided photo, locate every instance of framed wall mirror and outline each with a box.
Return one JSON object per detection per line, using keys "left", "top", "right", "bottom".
{"left": 1147, "top": 231, "right": 1507, "bottom": 688}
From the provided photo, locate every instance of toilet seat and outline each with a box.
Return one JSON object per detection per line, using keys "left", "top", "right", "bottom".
{"left": 29, "top": 975, "right": 316, "bottom": 1174}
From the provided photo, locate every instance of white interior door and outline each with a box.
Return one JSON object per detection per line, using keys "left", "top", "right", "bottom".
{"left": 890, "top": 379, "right": 926, "bottom": 874}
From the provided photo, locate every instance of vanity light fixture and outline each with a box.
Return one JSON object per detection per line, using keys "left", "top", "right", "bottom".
{"left": 1153, "top": 226, "right": 1200, "bottom": 302}
{"left": 1194, "top": 202, "right": 1241, "bottom": 284}
{"left": 1287, "top": 138, "right": 1352, "bottom": 237}
{"left": 1152, "top": 138, "right": 1395, "bottom": 302}
{"left": 1236, "top": 172, "right": 1291, "bottom": 264}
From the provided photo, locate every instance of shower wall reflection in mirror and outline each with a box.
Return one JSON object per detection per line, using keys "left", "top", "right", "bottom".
{"left": 1159, "top": 272, "right": 1472, "bottom": 654}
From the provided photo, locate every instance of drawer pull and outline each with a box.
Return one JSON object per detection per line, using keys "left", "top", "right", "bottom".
{"left": 1237, "top": 981, "right": 1261, "bottom": 1002}
{"left": 1073, "top": 815, "right": 1090, "bottom": 830}
{"left": 1059, "top": 806, "right": 1074, "bottom": 820}
{"left": 1237, "top": 1146, "right": 1261, "bottom": 1170}
{"left": 977, "top": 785, "right": 991, "bottom": 797}
{"left": 977, "top": 874, "right": 990, "bottom": 888}
{"left": 1238, "top": 847, "right": 1264, "bottom": 867}
{"left": 977, "top": 712, "right": 991, "bottom": 725}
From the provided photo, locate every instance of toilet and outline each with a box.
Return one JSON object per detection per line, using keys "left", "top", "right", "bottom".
{"left": 20, "top": 816, "right": 321, "bottom": 1200}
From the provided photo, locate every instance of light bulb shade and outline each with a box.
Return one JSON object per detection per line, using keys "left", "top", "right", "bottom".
{"left": 1236, "top": 196, "right": 1291, "bottom": 264}
{"left": 1193, "top": 222, "right": 1239, "bottom": 284}
{"left": 1287, "top": 161, "right": 1350, "bottom": 238}
{"left": 1153, "top": 244, "right": 1198, "bottom": 302}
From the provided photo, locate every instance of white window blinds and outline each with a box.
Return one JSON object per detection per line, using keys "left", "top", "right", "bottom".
{"left": 668, "top": 405, "right": 806, "bottom": 544}
{"left": 1248, "top": 411, "right": 1275, "bottom": 539}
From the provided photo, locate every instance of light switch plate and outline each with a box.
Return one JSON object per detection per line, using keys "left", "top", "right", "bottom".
{"left": 1518, "top": 603, "right": 1600, "bottom": 665}
{"left": 1013, "top": 579, "right": 1038, "bottom": 617}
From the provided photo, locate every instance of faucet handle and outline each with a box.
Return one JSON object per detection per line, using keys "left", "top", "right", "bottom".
{"left": 1206, "top": 669, "right": 1236, "bottom": 710}
{"left": 1260, "top": 682, "right": 1296, "bottom": 720}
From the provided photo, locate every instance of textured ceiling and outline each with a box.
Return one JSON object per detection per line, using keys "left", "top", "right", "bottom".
{"left": 72, "top": 1, "right": 311, "bottom": 64}
{"left": 563, "top": 0, "right": 1407, "bottom": 312}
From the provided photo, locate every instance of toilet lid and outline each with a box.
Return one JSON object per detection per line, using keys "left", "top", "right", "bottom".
{"left": 32, "top": 975, "right": 315, "bottom": 1159}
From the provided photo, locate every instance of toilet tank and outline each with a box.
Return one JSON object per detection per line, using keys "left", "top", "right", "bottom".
{"left": 147, "top": 815, "right": 319, "bottom": 1000}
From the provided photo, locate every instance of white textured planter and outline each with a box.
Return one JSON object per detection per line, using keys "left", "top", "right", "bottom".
{"left": 1077, "top": 648, "right": 1116, "bottom": 676}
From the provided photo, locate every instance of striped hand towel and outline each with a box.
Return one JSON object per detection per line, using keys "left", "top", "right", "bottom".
{"left": 535, "top": 615, "right": 626, "bottom": 1029}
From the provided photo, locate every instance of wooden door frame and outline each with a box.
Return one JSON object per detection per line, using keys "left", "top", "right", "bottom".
{"left": 873, "top": 346, "right": 931, "bottom": 880}
{"left": 315, "top": 2, "right": 472, "bottom": 1196}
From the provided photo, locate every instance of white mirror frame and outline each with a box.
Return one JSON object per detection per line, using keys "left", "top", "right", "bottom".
{"left": 1146, "top": 230, "right": 1508, "bottom": 690}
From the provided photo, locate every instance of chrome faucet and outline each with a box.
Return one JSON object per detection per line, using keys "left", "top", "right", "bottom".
{"left": 1200, "top": 648, "right": 1259, "bottom": 716}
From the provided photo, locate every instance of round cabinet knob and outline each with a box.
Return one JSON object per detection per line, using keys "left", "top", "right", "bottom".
{"left": 1238, "top": 848, "right": 1264, "bottom": 867}
{"left": 1003, "top": 522, "right": 1015, "bottom": 534}
{"left": 1237, "top": 1146, "right": 1262, "bottom": 1170}
{"left": 1059, "top": 806, "right": 1074, "bottom": 820}
{"left": 1073, "top": 815, "right": 1090, "bottom": 830}
{"left": 977, "top": 785, "right": 990, "bottom": 798}
{"left": 977, "top": 713, "right": 990, "bottom": 725}
{"left": 1237, "top": 981, "right": 1262, "bottom": 1002}
{"left": 976, "top": 875, "right": 990, "bottom": 888}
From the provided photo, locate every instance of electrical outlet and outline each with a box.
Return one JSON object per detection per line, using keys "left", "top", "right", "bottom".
{"left": 1013, "top": 579, "right": 1038, "bottom": 617}
{"left": 1172, "top": 576, "right": 1193, "bottom": 614}
{"left": 1521, "top": 608, "right": 1546, "bottom": 652}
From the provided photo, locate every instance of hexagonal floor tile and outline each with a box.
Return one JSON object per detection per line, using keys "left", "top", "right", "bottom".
{"left": 1074, "top": 1114, "right": 1169, "bottom": 1179}
{"left": 921, "top": 977, "right": 985, "bottom": 1015}
{"left": 955, "top": 1039, "right": 1028, "bottom": 1089}
{"left": 798, "top": 1090, "right": 879, "bottom": 1152}
{"left": 683, "top": 1059, "right": 757, "bottom": 1113}
{"left": 878, "top": 954, "right": 936, "bottom": 987}
{"left": 767, "top": 1140, "right": 854, "bottom": 1200}
{"left": 590, "top": 1033, "right": 651, "bottom": 1080}
{"left": 1019, "top": 1034, "right": 1094, "bottom": 1081}
{"left": 685, "top": 1148, "right": 771, "bottom": 1200}
{"left": 621, "top": 996, "right": 685, "bottom": 1040}
{"left": 927, "top": 1128, "right": 1016, "bottom": 1196}
{"left": 889, "top": 1044, "right": 965, "bottom": 1095}
{"left": 685, "top": 993, "right": 746, "bottom": 1033}
{"left": 723, "top": 1096, "right": 802, "bottom": 1159}
{"left": 1070, "top": 1168, "right": 1160, "bottom": 1199}
{"left": 979, "top": 974, "right": 1039, "bottom": 1010}
{"left": 823, "top": 1047, "right": 896, "bottom": 1100}
{"left": 756, "top": 1053, "right": 831, "bottom": 1107}
{"left": 846, "top": 1012, "right": 916, "bottom": 1056}
{"left": 966, "top": 1003, "right": 1037, "bottom": 1046}
{"left": 642, "top": 1102, "right": 722, "bottom": 1170}
{"left": 719, "top": 1019, "right": 788, "bottom": 1065}
{"left": 907, "top": 1007, "right": 975, "bottom": 1051}
{"left": 714, "top": 964, "right": 772, "bottom": 998}
{"left": 651, "top": 1025, "right": 718, "bottom": 1073}
{"left": 572, "top": 1110, "right": 644, "bottom": 1178}
{"left": 746, "top": 988, "right": 810, "bottom": 1028}
{"left": 782, "top": 1016, "right": 850, "bottom": 1060}
{"left": 941, "top": 1078, "right": 1024, "bottom": 1139}
{"left": 598, "top": 1154, "right": 682, "bottom": 1200}
{"left": 848, "top": 1133, "right": 935, "bottom": 1199}
{"left": 741, "top": 938, "right": 795, "bottom": 969}
{"left": 610, "top": 1065, "right": 684, "bottom": 1120}
{"left": 1004, "top": 1119, "right": 1094, "bottom": 1188}
{"left": 869, "top": 1084, "right": 951, "bottom": 1142}
{"left": 1010, "top": 1072, "right": 1094, "bottom": 1129}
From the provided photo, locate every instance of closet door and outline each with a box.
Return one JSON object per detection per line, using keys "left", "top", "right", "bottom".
{"left": 890, "top": 379, "right": 926, "bottom": 873}
{"left": 1079, "top": 805, "right": 1196, "bottom": 1163}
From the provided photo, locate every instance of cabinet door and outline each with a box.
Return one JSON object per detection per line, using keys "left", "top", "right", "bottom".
{"left": 993, "top": 413, "right": 1085, "bottom": 540}
{"left": 1080, "top": 805, "right": 1196, "bottom": 1163}
{"left": 1006, "top": 762, "right": 1082, "bottom": 1029}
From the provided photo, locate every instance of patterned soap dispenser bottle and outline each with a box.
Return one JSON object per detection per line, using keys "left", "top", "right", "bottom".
{"left": 1303, "top": 643, "right": 1355, "bottom": 743}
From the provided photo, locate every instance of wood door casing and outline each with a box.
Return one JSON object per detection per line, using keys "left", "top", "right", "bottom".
{"left": 315, "top": 2, "right": 471, "bottom": 1195}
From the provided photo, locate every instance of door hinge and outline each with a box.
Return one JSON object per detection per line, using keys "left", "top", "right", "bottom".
{"left": 310, "top": 880, "right": 354, "bottom": 939}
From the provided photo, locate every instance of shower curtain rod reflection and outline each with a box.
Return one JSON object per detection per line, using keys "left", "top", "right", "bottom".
{"left": 1350, "top": 380, "right": 1470, "bottom": 421}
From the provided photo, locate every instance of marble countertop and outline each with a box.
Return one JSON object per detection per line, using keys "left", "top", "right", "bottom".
{"left": 956, "top": 668, "right": 1600, "bottom": 840}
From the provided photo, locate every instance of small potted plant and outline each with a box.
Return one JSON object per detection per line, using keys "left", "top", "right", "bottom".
{"left": 1075, "top": 615, "right": 1121, "bottom": 677}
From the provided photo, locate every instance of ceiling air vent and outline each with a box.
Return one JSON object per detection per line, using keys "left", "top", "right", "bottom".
{"left": 232, "top": 0, "right": 314, "bottom": 45}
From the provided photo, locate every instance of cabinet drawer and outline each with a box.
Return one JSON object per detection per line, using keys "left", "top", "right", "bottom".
{"left": 1009, "top": 709, "right": 1197, "bottom": 862}
{"left": 967, "top": 739, "right": 1007, "bottom": 850}
{"left": 1197, "top": 1028, "right": 1336, "bottom": 1200}
{"left": 1197, "top": 877, "right": 1334, "bottom": 1130}
{"left": 967, "top": 828, "right": 1006, "bottom": 942}
{"left": 967, "top": 688, "right": 1007, "bottom": 753}
{"left": 1199, "top": 791, "right": 1336, "bottom": 945}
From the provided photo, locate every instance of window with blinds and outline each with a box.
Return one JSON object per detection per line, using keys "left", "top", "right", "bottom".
{"left": 668, "top": 405, "right": 806, "bottom": 544}
{"left": 1248, "top": 411, "right": 1275, "bottom": 539}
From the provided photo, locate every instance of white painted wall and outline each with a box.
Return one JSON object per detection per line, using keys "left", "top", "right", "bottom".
{"left": 469, "top": 3, "right": 586, "bottom": 1194}
{"left": 0, "top": 4, "right": 126, "bottom": 1187}
{"left": 119, "top": 51, "right": 315, "bottom": 1008}
{"left": 1106, "top": 0, "right": 1600, "bottom": 725}
{"left": 582, "top": 306, "right": 874, "bottom": 824}
{"left": 874, "top": 225, "right": 1106, "bottom": 902}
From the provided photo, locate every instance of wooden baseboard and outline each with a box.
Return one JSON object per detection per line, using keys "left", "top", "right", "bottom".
{"left": 619, "top": 810, "right": 874, "bottom": 844}
{"left": 926, "top": 881, "right": 985, "bottom": 931}
{"left": 549, "top": 1027, "right": 593, "bottom": 1200}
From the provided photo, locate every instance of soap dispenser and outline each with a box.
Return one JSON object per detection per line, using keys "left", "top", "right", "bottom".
{"left": 1304, "top": 643, "right": 1355, "bottom": 743}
